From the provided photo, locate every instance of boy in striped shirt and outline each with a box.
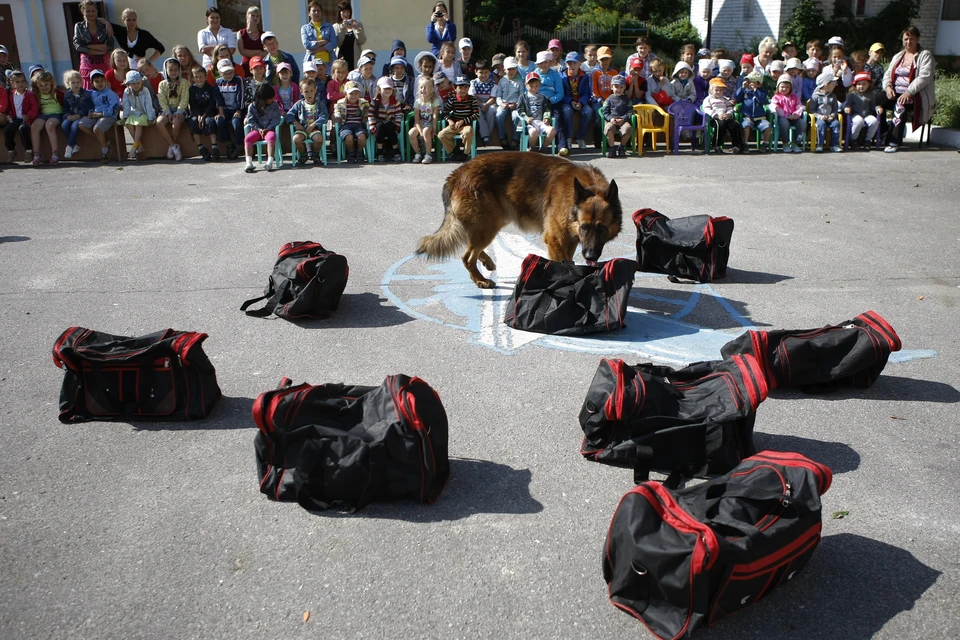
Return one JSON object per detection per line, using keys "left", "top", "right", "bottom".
{"left": 438, "top": 75, "right": 479, "bottom": 162}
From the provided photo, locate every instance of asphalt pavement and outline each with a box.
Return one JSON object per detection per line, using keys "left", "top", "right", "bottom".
{"left": 1, "top": 144, "right": 958, "bottom": 640}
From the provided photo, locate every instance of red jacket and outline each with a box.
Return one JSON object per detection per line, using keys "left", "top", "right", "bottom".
{"left": 0, "top": 86, "right": 8, "bottom": 116}
{"left": 6, "top": 89, "right": 40, "bottom": 125}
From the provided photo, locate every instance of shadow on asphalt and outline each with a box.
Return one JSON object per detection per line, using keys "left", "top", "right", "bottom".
{"left": 753, "top": 434, "right": 861, "bottom": 474}
{"left": 309, "top": 458, "right": 544, "bottom": 522}
{"left": 721, "top": 268, "right": 795, "bottom": 285}
{"left": 129, "top": 395, "right": 254, "bottom": 431}
{"left": 0, "top": 236, "right": 30, "bottom": 243}
{"left": 698, "top": 533, "right": 941, "bottom": 639}
{"left": 770, "top": 375, "right": 960, "bottom": 404}
{"left": 293, "top": 293, "right": 414, "bottom": 329}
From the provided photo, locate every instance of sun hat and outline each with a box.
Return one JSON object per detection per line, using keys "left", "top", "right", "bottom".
{"left": 302, "top": 60, "right": 317, "bottom": 73}
{"left": 672, "top": 61, "right": 693, "bottom": 77}
{"left": 816, "top": 69, "right": 836, "bottom": 88}
{"left": 548, "top": 39, "right": 562, "bottom": 49}
{"left": 459, "top": 38, "right": 473, "bottom": 49}
{"left": 535, "top": 51, "right": 553, "bottom": 64}
{"left": 853, "top": 71, "right": 872, "bottom": 84}
{"left": 377, "top": 76, "right": 394, "bottom": 90}
{"left": 718, "top": 59, "right": 735, "bottom": 70}
{"left": 785, "top": 57, "right": 802, "bottom": 71}
{"left": 217, "top": 59, "right": 234, "bottom": 72}
{"left": 777, "top": 74, "right": 793, "bottom": 86}
{"left": 597, "top": 46, "right": 613, "bottom": 60}
{"left": 503, "top": 56, "right": 518, "bottom": 70}
{"left": 276, "top": 62, "right": 292, "bottom": 73}
{"left": 802, "top": 57, "right": 821, "bottom": 71}
{"left": 414, "top": 51, "right": 437, "bottom": 68}
{"left": 610, "top": 74, "right": 625, "bottom": 86}
{"left": 565, "top": 51, "right": 580, "bottom": 63}
{"left": 769, "top": 60, "right": 786, "bottom": 72}
{"left": 124, "top": 70, "right": 143, "bottom": 83}
{"left": 249, "top": 56, "right": 265, "bottom": 69}
{"left": 746, "top": 71, "right": 763, "bottom": 83}
{"left": 344, "top": 81, "right": 361, "bottom": 93}
{"left": 360, "top": 49, "right": 376, "bottom": 58}
{"left": 260, "top": 31, "right": 277, "bottom": 42}
{"left": 525, "top": 71, "right": 541, "bottom": 83}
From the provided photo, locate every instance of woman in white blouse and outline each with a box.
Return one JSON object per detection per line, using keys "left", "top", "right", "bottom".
{"left": 197, "top": 7, "right": 237, "bottom": 69}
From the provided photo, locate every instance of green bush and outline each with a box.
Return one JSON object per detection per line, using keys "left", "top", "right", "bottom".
{"left": 649, "top": 19, "right": 702, "bottom": 56}
{"left": 781, "top": 0, "right": 921, "bottom": 53}
{"left": 933, "top": 71, "right": 960, "bottom": 129}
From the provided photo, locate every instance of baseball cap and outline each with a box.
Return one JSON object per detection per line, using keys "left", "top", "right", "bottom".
{"left": 377, "top": 76, "right": 394, "bottom": 90}
{"left": 548, "top": 39, "right": 561, "bottom": 49}
{"left": 597, "top": 46, "right": 613, "bottom": 60}
{"left": 124, "top": 70, "right": 143, "bottom": 83}
{"left": 357, "top": 56, "right": 373, "bottom": 67}
{"left": 492, "top": 53, "right": 506, "bottom": 63}
{"left": 565, "top": 52, "right": 580, "bottom": 63}
{"left": 697, "top": 47, "right": 711, "bottom": 58}
{"left": 524, "top": 71, "right": 540, "bottom": 83}
{"left": 853, "top": 71, "right": 872, "bottom": 84}
{"left": 303, "top": 60, "right": 317, "bottom": 73}
{"left": 249, "top": 56, "right": 265, "bottom": 69}
{"left": 433, "top": 72, "right": 447, "bottom": 85}
{"left": 826, "top": 36, "right": 844, "bottom": 47}
{"left": 276, "top": 62, "right": 292, "bottom": 72}
{"left": 361, "top": 49, "right": 376, "bottom": 58}
{"left": 344, "top": 81, "right": 361, "bottom": 93}
{"left": 535, "top": 51, "right": 553, "bottom": 64}
{"left": 629, "top": 58, "right": 643, "bottom": 69}
{"left": 503, "top": 56, "right": 518, "bottom": 70}
{"left": 453, "top": 75, "right": 470, "bottom": 86}
{"left": 0, "top": 45, "right": 8, "bottom": 54}
{"left": 785, "top": 57, "right": 802, "bottom": 70}
{"left": 869, "top": 42, "right": 885, "bottom": 53}
{"left": 260, "top": 31, "right": 277, "bottom": 42}
{"left": 459, "top": 38, "right": 473, "bottom": 49}
{"left": 217, "top": 59, "right": 234, "bottom": 72}
{"left": 610, "top": 74, "right": 625, "bottom": 86}
{"left": 390, "top": 56, "right": 406, "bottom": 67}
{"left": 709, "top": 77, "right": 725, "bottom": 87}
{"left": 770, "top": 60, "right": 786, "bottom": 72}
{"left": 28, "top": 64, "right": 44, "bottom": 76}
{"left": 90, "top": 69, "right": 106, "bottom": 79}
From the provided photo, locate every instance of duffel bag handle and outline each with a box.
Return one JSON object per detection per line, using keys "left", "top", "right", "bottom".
{"left": 241, "top": 278, "right": 282, "bottom": 318}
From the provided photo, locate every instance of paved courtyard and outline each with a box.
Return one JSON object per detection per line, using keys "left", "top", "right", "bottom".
{"left": 1, "top": 145, "right": 958, "bottom": 639}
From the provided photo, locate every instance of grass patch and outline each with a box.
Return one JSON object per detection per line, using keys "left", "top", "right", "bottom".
{"left": 933, "top": 71, "right": 960, "bottom": 129}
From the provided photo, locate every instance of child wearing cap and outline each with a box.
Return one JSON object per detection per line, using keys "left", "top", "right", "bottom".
{"left": 491, "top": 53, "right": 506, "bottom": 82}
{"left": 625, "top": 37, "right": 658, "bottom": 83}
{"left": 717, "top": 60, "right": 736, "bottom": 98}
{"left": 0, "top": 45, "right": 14, "bottom": 87}
{"left": 61, "top": 70, "right": 93, "bottom": 160}
{"left": 843, "top": 72, "right": 883, "bottom": 149}
{"left": 496, "top": 57, "right": 523, "bottom": 150}
{"left": 666, "top": 62, "right": 696, "bottom": 104}
{"left": 388, "top": 56, "right": 415, "bottom": 114}
{"left": 517, "top": 72, "right": 556, "bottom": 153}
{"left": 694, "top": 59, "right": 715, "bottom": 103}
{"left": 28, "top": 71, "right": 63, "bottom": 165}
{"left": 415, "top": 51, "right": 438, "bottom": 83}
{"left": 591, "top": 47, "right": 619, "bottom": 109}
{"left": 122, "top": 70, "right": 156, "bottom": 160}
{"left": 784, "top": 58, "right": 803, "bottom": 100}
{"left": 763, "top": 59, "right": 785, "bottom": 95}
{"left": 381, "top": 40, "right": 414, "bottom": 79}
{"left": 285, "top": 76, "right": 327, "bottom": 165}
{"left": 157, "top": 58, "right": 189, "bottom": 161}
{"left": 625, "top": 58, "right": 647, "bottom": 105}
{"left": 216, "top": 60, "right": 247, "bottom": 158}
{"left": 601, "top": 75, "right": 631, "bottom": 158}
{"left": 244, "top": 83, "right": 284, "bottom": 171}
{"left": 580, "top": 45, "right": 599, "bottom": 76}
{"left": 274, "top": 63, "right": 301, "bottom": 114}
{"left": 737, "top": 54, "right": 755, "bottom": 89}
{"left": 801, "top": 58, "right": 820, "bottom": 102}
{"left": 435, "top": 73, "right": 453, "bottom": 102}
{"left": 547, "top": 39, "right": 564, "bottom": 73}
{"left": 560, "top": 51, "right": 593, "bottom": 150}
{"left": 439, "top": 75, "right": 479, "bottom": 161}
{"left": 735, "top": 72, "right": 771, "bottom": 152}
{"left": 810, "top": 70, "right": 841, "bottom": 152}
{"left": 334, "top": 80, "right": 369, "bottom": 163}
{"left": 781, "top": 42, "right": 799, "bottom": 62}
{"left": 469, "top": 60, "right": 498, "bottom": 146}
{"left": 457, "top": 38, "right": 476, "bottom": 81}
{"left": 368, "top": 76, "right": 403, "bottom": 162}
{"left": 865, "top": 44, "right": 885, "bottom": 88}
{"left": 410, "top": 75, "right": 441, "bottom": 163}
{"left": 771, "top": 75, "right": 804, "bottom": 152}
{"left": 701, "top": 76, "right": 743, "bottom": 153}
{"left": 78, "top": 69, "right": 121, "bottom": 162}
{"left": 188, "top": 65, "right": 225, "bottom": 161}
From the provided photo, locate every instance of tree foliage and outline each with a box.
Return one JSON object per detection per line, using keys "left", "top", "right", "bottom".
{"left": 465, "top": 0, "right": 689, "bottom": 31}
{"left": 782, "top": 0, "right": 921, "bottom": 53}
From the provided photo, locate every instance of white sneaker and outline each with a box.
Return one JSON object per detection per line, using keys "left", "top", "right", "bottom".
{"left": 266, "top": 159, "right": 276, "bottom": 172}
{"left": 64, "top": 146, "right": 74, "bottom": 160}
{"left": 422, "top": 153, "right": 433, "bottom": 164}
{"left": 884, "top": 144, "right": 898, "bottom": 153}
{"left": 72, "top": 145, "right": 82, "bottom": 156}
{"left": 127, "top": 149, "right": 137, "bottom": 160}
{"left": 6, "top": 150, "right": 14, "bottom": 163}
{"left": 166, "top": 145, "right": 174, "bottom": 160}
{"left": 173, "top": 144, "right": 183, "bottom": 161}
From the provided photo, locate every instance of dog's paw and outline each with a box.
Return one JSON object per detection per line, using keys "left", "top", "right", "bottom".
{"left": 474, "top": 278, "right": 496, "bottom": 289}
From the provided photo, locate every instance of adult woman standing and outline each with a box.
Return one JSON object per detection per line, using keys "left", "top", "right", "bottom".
{"left": 301, "top": 1, "right": 337, "bottom": 66}
{"left": 73, "top": 0, "right": 116, "bottom": 89}
{"left": 197, "top": 7, "right": 237, "bottom": 69}
{"left": 332, "top": 1, "right": 366, "bottom": 70}
{"left": 111, "top": 9, "right": 164, "bottom": 67}
{"left": 755, "top": 37, "right": 778, "bottom": 75}
{"left": 238, "top": 6, "right": 267, "bottom": 74}
{"left": 882, "top": 26, "right": 936, "bottom": 153}
{"left": 426, "top": 1, "right": 456, "bottom": 57}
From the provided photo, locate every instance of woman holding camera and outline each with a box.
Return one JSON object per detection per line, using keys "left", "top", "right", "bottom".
{"left": 426, "top": 2, "right": 456, "bottom": 57}
{"left": 333, "top": 1, "right": 366, "bottom": 70}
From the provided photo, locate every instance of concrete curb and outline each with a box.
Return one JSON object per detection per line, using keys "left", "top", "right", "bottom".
{"left": 904, "top": 125, "right": 960, "bottom": 148}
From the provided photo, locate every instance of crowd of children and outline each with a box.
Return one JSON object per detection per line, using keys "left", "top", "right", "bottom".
{"left": 0, "top": 30, "right": 921, "bottom": 169}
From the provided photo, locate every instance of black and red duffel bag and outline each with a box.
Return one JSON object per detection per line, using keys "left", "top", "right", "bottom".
{"left": 503, "top": 254, "right": 637, "bottom": 336}
{"left": 241, "top": 241, "right": 349, "bottom": 320}
{"left": 633, "top": 209, "right": 734, "bottom": 282}
{"left": 253, "top": 375, "right": 449, "bottom": 512}
{"left": 720, "top": 310, "right": 902, "bottom": 392}
{"left": 579, "top": 355, "right": 768, "bottom": 481}
{"left": 53, "top": 327, "right": 222, "bottom": 423}
{"left": 604, "top": 451, "right": 832, "bottom": 640}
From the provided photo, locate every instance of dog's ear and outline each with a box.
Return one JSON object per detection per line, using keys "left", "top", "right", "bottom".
{"left": 573, "top": 177, "right": 591, "bottom": 203}
{"left": 606, "top": 179, "right": 619, "bottom": 204}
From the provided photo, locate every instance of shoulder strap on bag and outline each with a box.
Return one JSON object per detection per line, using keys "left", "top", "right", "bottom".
{"left": 241, "top": 278, "right": 281, "bottom": 317}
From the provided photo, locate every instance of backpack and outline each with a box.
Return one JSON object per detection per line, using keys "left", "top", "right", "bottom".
{"left": 604, "top": 451, "right": 832, "bottom": 640}
{"left": 720, "top": 310, "right": 902, "bottom": 392}
{"left": 253, "top": 375, "right": 449, "bottom": 512}
{"left": 579, "top": 355, "right": 768, "bottom": 482}
{"left": 241, "top": 241, "right": 349, "bottom": 320}
{"left": 53, "top": 327, "right": 222, "bottom": 423}
{"left": 503, "top": 255, "right": 637, "bottom": 336}
{"left": 633, "top": 208, "right": 734, "bottom": 282}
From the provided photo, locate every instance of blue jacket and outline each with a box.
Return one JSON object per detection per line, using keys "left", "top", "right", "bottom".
{"left": 216, "top": 75, "right": 246, "bottom": 115}
{"left": 560, "top": 69, "right": 591, "bottom": 107}
{"left": 264, "top": 51, "right": 301, "bottom": 86}
{"left": 245, "top": 101, "right": 283, "bottom": 131}
{"left": 63, "top": 89, "right": 94, "bottom": 118}
{"left": 536, "top": 68, "right": 565, "bottom": 105}
{"left": 802, "top": 77, "right": 817, "bottom": 103}
{"left": 90, "top": 87, "right": 121, "bottom": 118}
{"left": 300, "top": 21, "right": 336, "bottom": 65}
{"left": 425, "top": 21, "right": 456, "bottom": 57}
{"left": 735, "top": 86, "right": 768, "bottom": 120}
{"left": 284, "top": 98, "right": 329, "bottom": 131}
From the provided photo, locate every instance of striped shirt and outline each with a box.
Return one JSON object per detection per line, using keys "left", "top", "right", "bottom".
{"left": 368, "top": 96, "right": 403, "bottom": 128}
{"left": 334, "top": 97, "right": 370, "bottom": 124}
{"left": 443, "top": 94, "right": 479, "bottom": 123}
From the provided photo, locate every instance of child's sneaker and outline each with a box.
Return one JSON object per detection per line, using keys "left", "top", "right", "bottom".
{"left": 313, "top": 153, "right": 322, "bottom": 166}
{"left": 199, "top": 146, "right": 211, "bottom": 161}
{"left": 606, "top": 149, "right": 616, "bottom": 159}
{"left": 7, "top": 150, "right": 16, "bottom": 163}
{"left": 32, "top": 154, "right": 41, "bottom": 166}
{"left": 578, "top": 140, "right": 586, "bottom": 150}
{"left": 422, "top": 153, "right": 433, "bottom": 164}
{"left": 211, "top": 147, "right": 221, "bottom": 161}
{"left": 244, "top": 160, "right": 255, "bottom": 173}
{"left": 266, "top": 159, "right": 277, "bottom": 172}
{"left": 64, "top": 146, "right": 74, "bottom": 160}
{"left": 482, "top": 137, "right": 490, "bottom": 146}
{"left": 815, "top": 146, "right": 824, "bottom": 153}
{"left": 616, "top": 145, "right": 625, "bottom": 157}
{"left": 100, "top": 148, "right": 111, "bottom": 163}
{"left": 173, "top": 144, "right": 183, "bottom": 161}
{"left": 760, "top": 142, "right": 769, "bottom": 153}
{"left": 49, "top": 154, "right": 59, "bottom": 165}
{"left": 392, "top": 153, "right": 402, "bottom": 162}
{"left": 558, "top": 147, "right": 569, "bottom": 156}
{"left": 296, "top": 153, "right": 307, "bottom": 166}
{"left": 127, "top": 148, "right": 137, "bottom": 160}
{"left": 413, "top": 153, "right": 423, "bottom": 163}
{"left": 830, "top": 145, "right": 841, "bottom": 153}
{"left": 227, "top": 143, "right": 239, "bottom": 160}
{"left": 166, "top": 145, "right": 175, "bottom": 160}
{"left": 731, "top": 146, "right": 742, "bottom": 155}
{"left": 376, "top": 153, "right": 386, "bottom": 163}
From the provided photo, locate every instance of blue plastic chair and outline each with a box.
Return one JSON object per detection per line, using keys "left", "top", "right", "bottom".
{"left": 289, "top": 123, "right": 329, "bottom": 166}
{"left": 243, "top": 123, "right": 284, "bottom": 167}
{"left": 334, "top": 122, "right": 376, "bottom": 164}
{"left": 438, "top": 119, "right": 478, "bottom": 161}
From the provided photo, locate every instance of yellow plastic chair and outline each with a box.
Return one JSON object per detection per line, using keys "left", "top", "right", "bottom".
{"left": 804, "top": 99, "right": 844, "bottom": 151}
{"left": 632, "top": 104, "right": 671, "bottom": 156}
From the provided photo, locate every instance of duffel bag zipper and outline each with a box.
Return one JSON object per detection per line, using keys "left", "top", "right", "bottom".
{"left": 750, "top": 451, "right": 833, "bottom": 495}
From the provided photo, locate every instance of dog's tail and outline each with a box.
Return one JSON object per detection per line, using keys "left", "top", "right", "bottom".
{"left": 415, "top": 181, "right": 468, "bottom": 259}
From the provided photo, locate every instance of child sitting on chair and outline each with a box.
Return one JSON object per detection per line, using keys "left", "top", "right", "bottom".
{"left": 122, "top": 70, "right": 156, "bottom": 160}
{"left": 843, "top": 71, "right": 883, "bottom": 150}
{"left": 333, "top": 80, "right": 369, "bottom": 164}
{"left": 694, "top": 59, "right": 714, "bottom": 104}
{"left": 517, "top": 72, "right": 555, "bottom": 154}
{"left": 601, "top": 74, "right": 631, "bottom": 158}
{"left": 244, "top": 83, "right": 283, "bottom": 172}
{"left": 701, "top": 76, "right": 743, "bottom": 153}
{"left": 716, "top": 59, "right": 737, "bottom": 98}
{"left": 286, "top": 76, "right": 328, "bottom": 165}
{"left": 801, "top": 58, "right": 820, "bottom": 103}
{"left": 771, "top": 75, "right": 804, "bottom": 153}
{"left": 61, "top": 70, "right": 93, "bottom": 160}
{"left": 78, "top": 69, "right": 121, "bottom": 162}
{"left": 188, "top": 65, "right": 224, "bottom": 161}
{"left": 439, "top": 75, "right": 479, "bottom": 161}
{"left": 735, "top": 71, "right": 771, "bottom": 152}
{"left": 666, "top": 62, "right": 696, "bottom": 103}
{"left": 496, "top": 57, "right": 523, "bottom": 150}
{"left": 410, "top": 75, "right": 441, "bottom": 163}
{"left": 469, "top": 59, "right": 498, "bottom": 146}
{"left": 810, "top": 69, "right": 841, "bottom": 152}
{"left": 368, "top": 76, "right": 403, "bottom": 162}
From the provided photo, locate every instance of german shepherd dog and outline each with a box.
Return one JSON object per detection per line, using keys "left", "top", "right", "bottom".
{"left": 416, "top": 152, "right": 622, "bottom": 288}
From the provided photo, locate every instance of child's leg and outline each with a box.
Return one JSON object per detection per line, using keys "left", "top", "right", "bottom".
{"left": 422, "top": 126, "right": 434, "bottom": 155}
{"left": 344, "top": 133, "right": 355, "bottom": 151}
{"left": 45, "top": 117, "right": 61, "bottom": 154}
{"left": 62, "top": 119, "right": 76, "bottom": 148}
{"left": 384, "top": 122, "right": 399, "bottom": 155}
{"left": 621, "top": 122, "right": 633, "bottom": 148}
{"left": 760, "top": 120, "right": 771, "bottom": 143}
{"left": 829, "top": 119, "right": 841, "bottom": 147}
{"left": 544, "top": 125, "right": 557, "bottom": 146}
{"left": 4, "top": 120, "right": 19, "bottom": 152}
{"left": 265, "top": 130, "right": 277, "bottom": 156}
{"left": 93, "top": 122, "right": 107, "bottom": 148}
{"left": 742, "top": 123, "right": 752, "bottom": 148}
{"left": 864, "top": 115, "right": 879, "bottom": 141}
{"left": 243, "top": 129, "right": 262, "bottom": 156}
{"left": 459, "top": 123, "right": 474, "bottom": 154}
{"left": 188, "top": 117, "right": 203, "bottom": 146}
{"left": 815, "top": 118, "right": 826, "bottom": 147}
{"left": 156, "top": 115, "right": 175, "bottom": 146}
{"left": 409, "top": 124, "right": 421, "bottom": 153}
{"left": 528, "top": 125, "right": 539, "bottom": 148}
{"left": 310, "top": 132, "right": 323, "bottom": 157}
{"left": 850, "top": 115, "right": 864, "bottom": 140}
{"left": 170, "top": 114, "right": 184, "bottom": 141}
{"left": 135, "top": 125, "right": 144, "bottom": 146}
{"left": 438, "top": 125, "right": 456, "bottom": 154}
{"left": 604, "top": 121, "right": 616, "bottom": 146}
{"left": 30, "top": 118, "right": 45, "bottom": 155}
{"left": 293, "top": 131, "right": 306, "bottom": 153}
{"left": 356, "top": 131, "right": 367, "bottom": 153}
{"left": 729, "top": 120, "right": 743, "bottom": 149}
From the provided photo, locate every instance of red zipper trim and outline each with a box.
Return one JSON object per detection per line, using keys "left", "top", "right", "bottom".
{"left": 603, "top": 359, "right": 626, "bottom": 420}
{"left": 52, "top": 326, "right": 83, "bottom": 370}
{"left": 631, "top": 208, "right": 659, "bottom": 228}
{"left": 730, "top": 521, "right": 821, "bottom": 575}
{"left": 391, "top": 378, "right": 427, "bottom": 503}
{"left": 729, "top": 464, "right": 786, "bottom": 532}
{"left": 262, "top": 383, "right": 305, "bottom": 434}
{"left": 176, "top": 332, "right": 207, "bottom": 366}
{"left": 750, "top": 451, "right": 833, "bottom": 495}
{"left": 511, "top": 254, "right": 542, "bottom": 327}
{"left": 278, "top": 241, "right": 324, "bottom": 258}
{"left": 857, "top": 310, "right": 902, "bottom": 351}
{"left": 730, "top": 354, "right": 768, "bottom": 411}
{"left": 643, "top": 483, "right": 719, "bottom": 569}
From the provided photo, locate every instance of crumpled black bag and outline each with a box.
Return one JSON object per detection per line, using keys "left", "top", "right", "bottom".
{"left": 253, "top": 375, "right": 449, "bottom": 512}
{"left": 503, "top": 254, "right": 637, "bottom": 336}
{"left": 633, "top": 208, "right": 734, "bottom": 282}
{"left": 579, "top": 355, "right": 768, "bottom": 481}
{"left": 241, "top": 241, "right": 348, "bottom": 320}
{"left": 719, "top": 310, "right": 902, "bottom": 392}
